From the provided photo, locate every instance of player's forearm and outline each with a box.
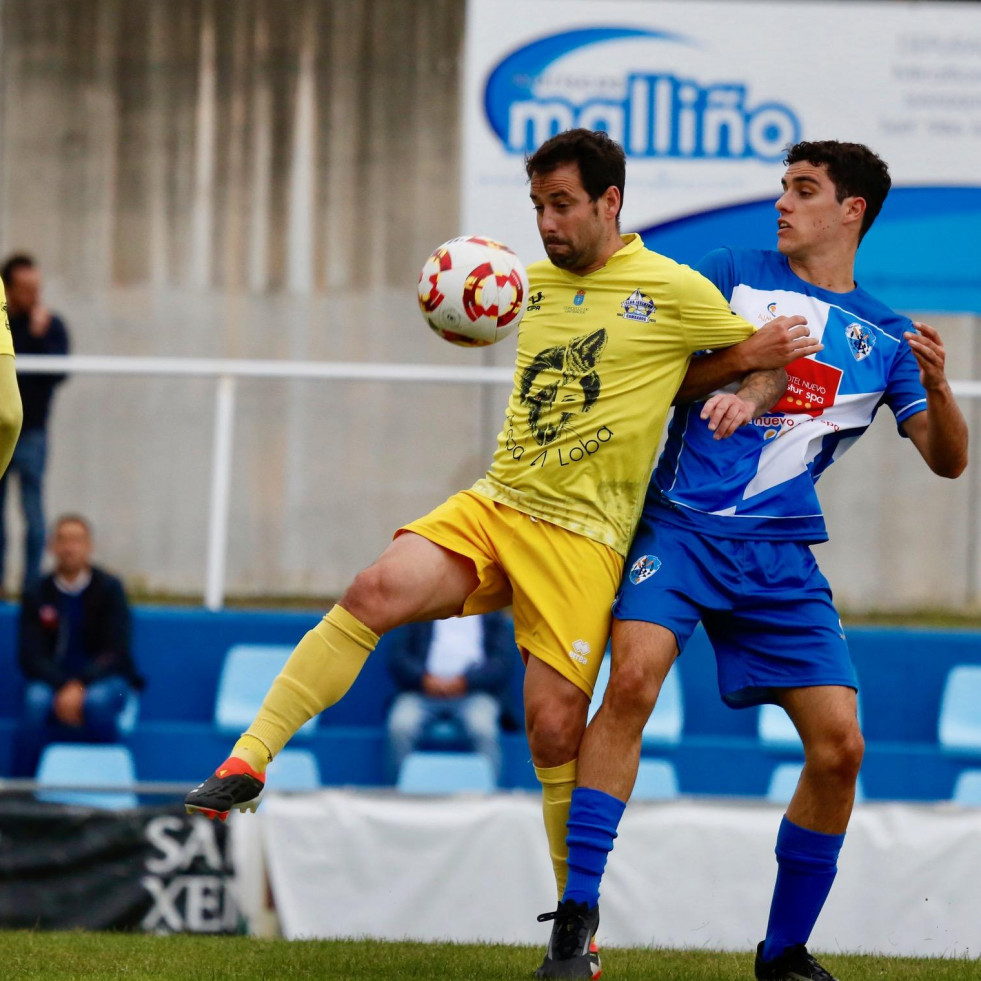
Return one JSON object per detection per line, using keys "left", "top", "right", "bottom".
{"left": 923, "top": 383, "right": 968, "bottom": 478}
{"left": 674, "top": 347, "right": 748, "bottom": 403}
{"left": 736, "top": 368, "right": 788, "bottom": 417}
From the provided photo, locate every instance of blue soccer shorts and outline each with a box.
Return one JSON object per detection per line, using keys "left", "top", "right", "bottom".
{"left": 612, "top": 513, "right": 857, "bottom": 708}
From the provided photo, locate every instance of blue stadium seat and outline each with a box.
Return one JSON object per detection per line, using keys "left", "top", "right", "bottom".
{"left": 265, "top": 748, "right": 321, "bottom": 792}
{"left": 588, "top": 654, "right": 683, "bottom": 745}
{"left": 758, "top": 704, "right": 802, "bottom": 749}
{"left": 396, "top": 751, "right": 496, "bottom": 795}
{"left": 631, "top": 759, "right": 680, "bottom": 801}
{"left": 951, "top": 770, "right": 981, "bottom": 805}
{"left": 759, "top": 696, "right": 863, "bottom": 751}
{"left": 643, "top": 667, "right": 683, "bottom": 746}
{"left": 938, "top": 666, "right": 981, "bottom": 752}
{"left": 766, "top": 762, "right": 804, "bottom": 803}
{"left": 36, "top": 743, "right": 138, "bottom": 810}
{"left": 118, "top": 690, "right": 140, "bottom": 735}
{"left": 766, "top": 762, "right": 864, "bottom": 805}
{"left": 215, "top": 644, "right": 316, "bottom": 737}
{"left": 587, "top": 653, "right": 611, "bottom": 725}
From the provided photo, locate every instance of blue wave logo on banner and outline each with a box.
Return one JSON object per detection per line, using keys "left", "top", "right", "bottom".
{"left": 484, "top": 27, "right": 800, "bottom": 161}
{"left": 639, "top": 187, "right": 981, "bottom": 314}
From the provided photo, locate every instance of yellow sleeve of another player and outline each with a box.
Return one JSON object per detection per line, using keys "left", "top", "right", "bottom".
{"left": 0, "top": 357, "right": 22, "bottom": 478}
{"left": 674, "top": 263, "right": 754, "bottom": 353}
{"left": 0, "top": 283, "right": 22, "bottom": 478}
{"left": 0, "top": 281, "right": 12, "bottom": 357}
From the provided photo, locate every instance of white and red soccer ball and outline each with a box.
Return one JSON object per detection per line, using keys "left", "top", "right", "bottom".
{"left": 417, "top": 235, "right": 529, "bottom": 347}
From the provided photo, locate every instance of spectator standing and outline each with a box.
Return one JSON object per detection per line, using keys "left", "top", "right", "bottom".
{"left": 385, "top": 611, "right": 515, "bottom": 783}
{"left": 0, "top": 254, "right": 69, "bottom": 594}
{"left": 16, "top": 514, "right": 142, "bottom": 776}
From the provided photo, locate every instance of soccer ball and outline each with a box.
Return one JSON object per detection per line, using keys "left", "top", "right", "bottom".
{"left": 417, "top": 235, "right": 529, "bottom": 347}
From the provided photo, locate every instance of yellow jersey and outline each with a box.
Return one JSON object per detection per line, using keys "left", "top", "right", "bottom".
{"left": 472, "top": 233, "right": 754, "bottom": 555}
{"left": 0, "top": 282, "right": 12, "bottom": 357}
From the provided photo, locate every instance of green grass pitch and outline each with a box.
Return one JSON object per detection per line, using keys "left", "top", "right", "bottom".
{"left": 0, "top": 933, "right": 977, "bottom": 981}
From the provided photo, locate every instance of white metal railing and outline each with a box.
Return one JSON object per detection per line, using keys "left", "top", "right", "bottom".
{"left": 14, "top": 354, "right": 981, "bottom": 609}
{"left": 15, "top": 354, "right": 514, "bottom": 610}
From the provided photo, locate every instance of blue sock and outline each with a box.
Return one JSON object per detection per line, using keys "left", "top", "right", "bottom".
{"left": 761, "top": 816, "right": 845, "bottom": 962}
{"left": 563, "top": 787, "right": 627, "bottom": 908}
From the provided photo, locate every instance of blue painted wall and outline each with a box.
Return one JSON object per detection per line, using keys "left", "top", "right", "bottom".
{"left": 640, "top": 187, "right": 981, "bottom": 314}
{"left": 2, "top": 605, "right": 979, "bottom": 800}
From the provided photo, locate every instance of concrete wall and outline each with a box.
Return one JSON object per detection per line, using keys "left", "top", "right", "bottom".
{"left": 817, "top": 313, "right": 980, "bottom": 612}
{"left": 0, "top": 0, "right": 977, "bottom": 609}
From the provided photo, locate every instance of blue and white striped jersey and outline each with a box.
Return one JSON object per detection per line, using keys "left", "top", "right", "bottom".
{"left": 648, "top": 248, "right": 927, "bottom": 543}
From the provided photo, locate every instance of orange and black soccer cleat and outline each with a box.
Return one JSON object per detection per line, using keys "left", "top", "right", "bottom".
{"left": 185, "top": 756, "right": 265, "bottom": 821}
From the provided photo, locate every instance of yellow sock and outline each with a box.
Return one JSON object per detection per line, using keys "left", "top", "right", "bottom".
{"left": 239, "top": 605, "right": 378, "bottom": 764}
{"left": 535, "top": 758, "right": 578, "bottom": 901}
{"left": 231, "top": 734, "right": 272, "bottom": 773}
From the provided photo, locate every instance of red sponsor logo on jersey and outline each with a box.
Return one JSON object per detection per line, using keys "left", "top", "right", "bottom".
{"left": 773, "top": 358, "right": 842, "bottom": 417}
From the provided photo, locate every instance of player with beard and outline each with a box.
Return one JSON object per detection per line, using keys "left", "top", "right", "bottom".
{"left": 185, "top": 130, "right": 815, "bottom": 975}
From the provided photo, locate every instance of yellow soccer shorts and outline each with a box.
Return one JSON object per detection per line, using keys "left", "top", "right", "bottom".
{"left": 398, "top": 489, "right": 623, "bottom": 697}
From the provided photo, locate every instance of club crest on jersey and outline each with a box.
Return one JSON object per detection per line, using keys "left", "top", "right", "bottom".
{"left": 629, "top": 554, "right": 661, "bottom": 584}
{"left": 845, "top": 322, "right": 875, "bottom": 361}
{"left": 619, "top": 288, "right": 656, "bottom": 323}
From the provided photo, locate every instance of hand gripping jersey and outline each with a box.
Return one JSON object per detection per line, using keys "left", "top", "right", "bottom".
{"left": 472, "top": 234, "right": 754, "bottom": 555}
{"left": 648, "top": 248, "right": 928, "bottom": 544}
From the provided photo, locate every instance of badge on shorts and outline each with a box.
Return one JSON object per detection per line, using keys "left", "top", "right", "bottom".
{"left": 629, "top": 554, "right": 661, "bottom": 584}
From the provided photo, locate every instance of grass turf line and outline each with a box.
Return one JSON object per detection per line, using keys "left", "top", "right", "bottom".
{"left": 0, "top": 934, "right": 977, "bottom": 981}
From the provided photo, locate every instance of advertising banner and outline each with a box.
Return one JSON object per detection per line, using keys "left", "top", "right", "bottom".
{"left": 462, "top": 0, "right": 981, "bottom": 312}
{"left": 0, "top": 798, "right": 239, "bottom": 933}
{"left": 258, "top": 790, "right": 981, "bottom": 956}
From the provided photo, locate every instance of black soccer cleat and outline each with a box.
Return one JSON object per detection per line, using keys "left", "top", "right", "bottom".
{"left": 535, "top": 899, "right": 602, "bottom": 979}
{"left": 587, "top": 938, "right": 602, "bottom": 979}
{"left": 754, "top": 941, "right": 839, "bottom": 981}
{"left": 185, "top": 756, "right": 265, "bottom": 821}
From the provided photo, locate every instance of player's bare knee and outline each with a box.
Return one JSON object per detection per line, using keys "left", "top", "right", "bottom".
{"left": 838, "top": 726, "right": 865, "bottom": 778}
{"left": 808, "top": 724, "right": 864, "bottom": 783}
{"left": 526, "top": 703, "right": 584, "bottom": 762}
{"left": 338, "top": 566, "right": 394, "bottom": 631}
{"left": 605, "top": 659, "right": 661, "bottom": 724}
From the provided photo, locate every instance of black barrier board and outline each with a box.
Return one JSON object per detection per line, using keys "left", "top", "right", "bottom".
{"left": 0, "top": 797, "right": 239, "bottom": 932}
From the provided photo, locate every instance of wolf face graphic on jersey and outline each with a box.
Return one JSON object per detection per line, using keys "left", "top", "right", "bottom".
{"left": 519, "top": 328, "right": 608, "bottom": 446}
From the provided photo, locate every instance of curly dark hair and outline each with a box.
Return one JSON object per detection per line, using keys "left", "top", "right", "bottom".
{"left": 784, "top": 141, "right": 891, "bottom": 240}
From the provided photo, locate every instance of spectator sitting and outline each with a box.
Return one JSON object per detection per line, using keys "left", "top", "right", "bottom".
{"left": 385, "top": 611, "right": 515, "bottom": 784}
{"left": 16, "top": 513, "right": 142, "bottom": 777}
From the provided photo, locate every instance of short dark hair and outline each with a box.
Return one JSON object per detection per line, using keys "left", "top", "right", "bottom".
{"left": 1, "top": 253, "right": 36, "bottom": 288}
{"left": 53, "top": 513, "right": 93, "bottom": 537}
{"left": 525, "top": 129, "right": 626, "bottom": 219}
{"left": 784, "top": 141, "right": 891, "bottom": 240}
